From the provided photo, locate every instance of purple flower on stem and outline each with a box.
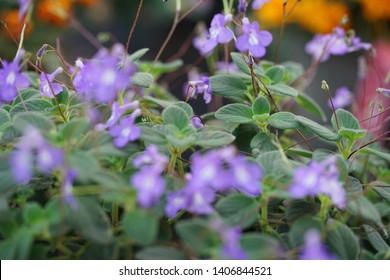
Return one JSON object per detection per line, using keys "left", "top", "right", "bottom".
{"left": 40, "top": 67, "right": 63, "bottom": 98}
{"left": 188, "top": 76, "right": 212, "bottom": 104}
{"left": 230, "top": 157, "right": 262, "bottom": 196}
{"left": 235, "top": 18, "right": 273, "bottom": 58}
{"left": 202, "top": 13, "right": 234, "bottom": 54}
{"left": 62, "top": 168, "right": 78, "bottom": 209}
{"left": 238, "top": 0, "right": 247, "bottom": 13}
{"left": 289, "top": 157, "right": 346, "bottom": 208}
{"left": 131, "top": 168, "right": 166, "bottom": 208}
{"left": 0, "top": 50, "right": 30, "bottom": 103}
{"left": 133, "top": 144, "right": 168, "bottom": 173}
{"left": 252, "top": 0, "right": 271, "bottom": 10}
{"left": 18, "top": 0, "right": 32, "bottom": 20}
{"left": 109, "top": 109, "right": 141, "bottom": 148}
{"left": 96, "top": 99, "right": 139, "bottom": 130}
{"left": 305, "top": 27, "right": 372, "bottom": 62}
{"left": 300, "top": 230, "right": 335, "bottom": 260}
{"left": 377, "top": 87, "right": 390, "bottom": 97}
{"left": 328, "top": 87, "right": 352, "bottom": 109}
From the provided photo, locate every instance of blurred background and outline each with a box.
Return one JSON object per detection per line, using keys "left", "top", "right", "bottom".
{"left": 0, "top": 0, "right": 389, "bottom": 138}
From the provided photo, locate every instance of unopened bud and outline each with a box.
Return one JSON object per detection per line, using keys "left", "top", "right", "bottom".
{"left": 321, "top": 80, "right": 329, "bottom": 91}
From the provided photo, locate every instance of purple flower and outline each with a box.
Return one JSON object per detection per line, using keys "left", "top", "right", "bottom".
{"left": 238, "top": 0, "right": 247, "bottom": 13}
{"left": 202, "top": 14, "right": 234, "bottom": 54}
{"left": 377, "top": 87, "right": 390, "bottom": 97}
{"left": 0, "top": 50, "right": 30, "bottom": 103}
{"left": 131, "top": 168, "right": 166, "bottom": 208}
{"left": 191, "top": 116, "right": 204, "bottom": 129}
{"left": 328, "top": 87, "right": 353, "bottom": 109}
{"left": 73, "top": 47, "right": 135, "bottom": 103}
{"left": 109, "top": 109, "right": 141, "bottom": 148}
{"left": 230, "top": 157, "right": 262, "bottom": 196}
{"left": 62, "top": 169, "right": 78, "bottom": 209}
{"left": 18, "top": 0, "right": 32, "bottom": 20}
{"left": 10, "top": 127, "right": 64, "bottom": 184}
{"left": 289, "top": 157, "right": 346, "bottom": 208}
{"left": 188, "top": 76, "right": 212, "bottom": 104}
{"left": 40, "top": 67, "right": 63, "bottom": 98}
{"left": 300, "top": 230, "right": 335, "bottom": 260}
{"left": 252, "top": 0, "right": 271, "bottom": 10}
{"left": 165, "top": 189, "right": 188, "bottom": 218}
{"left": 235, "top": 18, "right": 273, "bottom": 58}
{"left": 193, "top": 30, "right": 210, "bottom": 56}
{"left": 96, "top": 99, "right": 139, "bottom": 130}
{"left": 305, "top": 27, "right": 372, "bottom": 62}
{"left": 133, "top": 144, "right": 168, "bottom": 173}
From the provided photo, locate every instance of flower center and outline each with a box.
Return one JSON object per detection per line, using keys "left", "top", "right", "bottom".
{"left": 121, "top": 127, "right": 131, "bottom": 137}
{"left": 6, "top": 72, "right": 16, "bottom": 85}
{"left": 249, "top": 32, "right": 259, "bottom": 46}
{"left": 102, "top": 69, "right": 116, "bottom": 85}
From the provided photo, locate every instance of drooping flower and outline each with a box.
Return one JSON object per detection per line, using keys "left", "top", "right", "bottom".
{"left": 252, "top": 0, "right": 270, "bottom": 10}
{"left": 109, "top": 109, "right": 141, "bottom": 148}
{"left": 235, "top": 17, "right": 273, "bottom": 58}
{"left": 289, "top": 156, "right": 346, "bottom": 208}
{"left": 131, "top": 145, "right": 168, "bottom": 208}
{"left": 39, "top": 67, "right": 64, "bottom": 98}
{"left": 300, "top": 230, "right": 335, "bottom": 260}
{"left": 18, "top": 0, "right": 32, "bottom": 20}
{"left": 187, "top": 76, "right": 212, "bottom": 104}
{"left": 10, "top": 127, "right": 64, "bottom": 184}
{"left": 62, "top": 168, "right": 78, "bottom": 209}
{"left": 328, "top": 87, "right": 353, "bottom": 109}
{"left": 202, "top": 13, "right": 234, "bottom": 54}
{"left": 305, "top": 27, "right": 372, "bottom": 62}
{"left": 0, "top": 49, "right": 30, "bottom": 103}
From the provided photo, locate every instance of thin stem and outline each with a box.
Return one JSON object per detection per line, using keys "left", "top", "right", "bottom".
{"left": 323, "top": 84, "right": 340, "bottom": 130}
{"left": 70, "top": 17, "right": 102, "bottom": 50}
{"left": 124, "top": 0, "right": 144, "bottom": 59}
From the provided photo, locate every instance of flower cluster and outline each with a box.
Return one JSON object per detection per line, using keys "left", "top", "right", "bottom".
{"left": 305, "top": 27, "right": 372, "bottom": 62}
{"left": 73, "top": 44, "right": 137, "bottom": 103}
{"left": 131, "top": 145, "right": 168, "bottom": 208}
{"left": 289, "top": 156, "right": 346, "bottom": 208}
{"left": 0, "top": 50, "right": 30, "bottom": 104}
{"left": 165, "top": 146, "right": 263, "bottom": 218}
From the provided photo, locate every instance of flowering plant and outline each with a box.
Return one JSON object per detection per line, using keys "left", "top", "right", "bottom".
{"left": 0, "top": 0, "right": 389, "bottom": 260}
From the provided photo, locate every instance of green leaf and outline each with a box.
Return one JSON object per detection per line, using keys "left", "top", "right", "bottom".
{"left": 267, "top": 112, "right": 300, "bottom": 129}
{"left": 162, "top": 105, "right": 190, "bottom": 131}
{"left": 215, "top": 193, "right": 259, "bottom": 229}
{"left": 215, "top": 104, "right": 254, "bottom": 124}
{"left": 209, "top": 75, "right": 248, "bottom": 102}
{"left": 12, "top": 111, "right": 55, "bottom": 133}
{"left": 256, "top": 151, "right": 283, "bottom": 175}
{"left": 296, "top": 91, "right": 326, "bottom": 122}
{"left": 129, "top": 48, "right": 149, "bottom": 62}
{"left": 143, "top": 96, "right": 173, "bottom": 108}
{"left": 265, "top": 65, "right": 284, "bottom": 84}
{"left": 326, "top": 219, "right": 359, "bottom": 260}
{"left": 139, "top": 125, "right": 168, "bottom": 145}
{"left": 230, "top": 52, "right": 251, "bottom": 75}
{"left": 281, "top": 61, "right": 304, "bottom": 83}
{"left": 60, "top": 118, "right": 89, "bottom": 141}
{"left": 331, "top": 109, "right": 360, "bottom": 130}
{"left": 363, "top": 225, "right": 390, "bottom": 253}
{"left": 175, "top": 219, "right": 219, "bottom": 256}
{"left": 295, "top": 116, "right": 341, "bottom": 141}
{"left": 135, "top": 246, "right": 188, "bottom": 260}
{"left": 9, "top": 99, "right": 53, "bottom": 116}
{"left": 131, "top": 72, "right": 153, "bottom": 88}
{"left": 148, "top": 60, "right": 183, "bottom": 76}
{"left": 52, "top": 86, "right": 69, "bottom": 105}
{"left": 250, "top": 133, "right": 277, "bottom": 152}
{"left": 0, "top": 108, "right": 11, "bottom": 131}
{"left": 346, "top": 196, "right": 381, "bottom": 224}
{"left": 360, "top": 148, "right": 390, "bottom": 162}
{"left": 69, "top": 197, "right": 113, "bottom": 244}
{"left": 232, "top": 123, "right": 259, "bottom": 153}
{"left": 12, "top": 88, "right": 40, "bottom": 106}
{"left": 267, "top": 84, "right": 298, "bottom": 97}
{"left": 241, "top": 233, "right": 284, "bottom": 260}
{"left": 285, "top": 200, "right": 319, "bottom": 222}
{"left": 195, "top": 129, "right": 235, "bottom": 148}
{"left": 22, "top": 203, "right": 46, "bottom": 225}
{"left": 371, "top": 181, "right": 390, "bottom": 202}
{"left": 123, "top": 210, "right": 158, "bottom": 246}
{"left": 172, "top": 101, "right": 193, "bottom": 118}
{"left": 289, "top": 216, "right": 323, "bottom": 248}
{"left": 339, "top": 128, "right": 366, "bottom": 142}
{"left": 252, "top": 96, "right": 270, "bottom": 115}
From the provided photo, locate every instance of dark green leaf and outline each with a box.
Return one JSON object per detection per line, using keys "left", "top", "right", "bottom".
{"left": 136, "top": 246, "right": 188, "bottom": 260}
{"left": 289, "top": 216, "right": 323, "bottom": 248}
{"left": 22, "top": 203, "right": 45, "bottom": 225}
{"left": 123, "top": 210, "right": 158, "bottom": 246}
{"left": 331, "top": 109, "right": 360, "bottom": 130}
{"left": 360, "top": 148, "right": 390, "bottom": 162}
{"left": 60, "top": 118, "right": 89, "bottom": 141}
{"left": 0, "top": 108, "right": 11, "bottom": 127}
{"left": 230, "top": 52, "right": 251, "bottom": 75}
{"left": 175, "top": 219, "right": 219, "bottom": 255}
{"left": 285, "top": 200, "right": 319, "bottom": 222}
{"left": 250, "top": 133, "right": 277, "bottom": 152}
{"left": 12, "top": 88, "right": 40, "bottom": 106}
{"left": 162, "top": 105, "right": 190, "bottom": 131}
{"left": 295, "top": 116, "right": 341, "bottom": 141}
{"left": 267, "top": 112, "right": 300, "bottom": 129}
{"left": 10, "top": 99, "right": 53, "bottom": 116}
{"left": 209, "top": 75, "right": 248, "bottom": 102}
{"left": 267, "top": 84, "right": 298, "bottom": 97}
{"left": 241, "top": 233, "right": 285, "bottom": 259}
{"left": 139, "top": 125, "right": 168, "bottom": 145}
{"left": 252, "top": 96, "right": 270, "bottom": 115}
{"left": 326, "top": 219, "right": 359, "bottom": 260}
{"left": 371, "top": 181, "right": 390, "bottom": 202}
{"left": 265, "top": 65, "right": 284, "bottom": 84}
{"left": 363, "top": 225, "right": 390, "bottom": 253}
{"left": 215, "top": 104, "right": 254, "bottom": 124}
{"left": 12, "top": 111, "right": 55, "bottom": 133}
{"left": 215, "top": 193, "right": 259, "bottom": 229}
{"left": 131, "top": 72, "right": 153, "bottom": 88}
{"left": 232, "top": 123, "right": 259, "bottom": 153}
{"left": 195, "top": 129, "right": 235, "bottom": 148}
{"left": 346, "top": 196, "right": 381, "bottom": 224}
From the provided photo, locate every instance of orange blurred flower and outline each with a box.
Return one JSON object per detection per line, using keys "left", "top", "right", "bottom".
{"left": 359, "top": 0, "right": 390, "bottom": 21}
{"left": 36, "top": 0, "right": 72, "bottom": 26}
{"left": 1, "top": 10, "right": 33, "bottom": 39}
{"left": 255, "top": 0, "right": 350, "bottom": 34}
